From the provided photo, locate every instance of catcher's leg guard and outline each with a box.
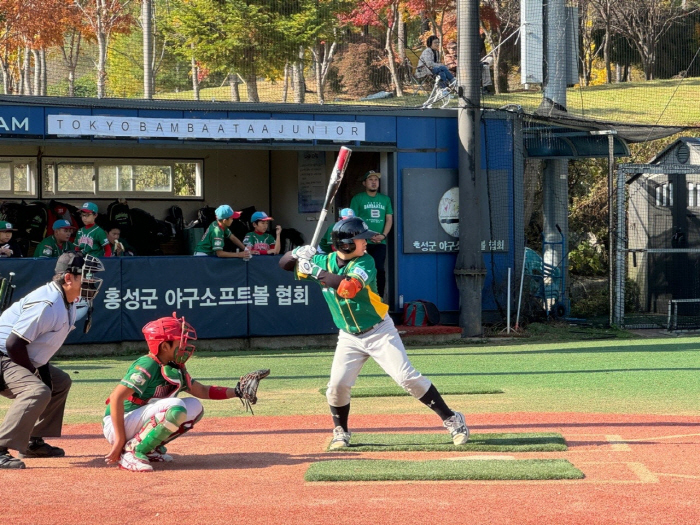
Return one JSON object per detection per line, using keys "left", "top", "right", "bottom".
{"left": 126, "top": 405, "right": 188, "bottom": 460}
{"left": 159, "top": 408, "right": 204, "bottom": 449}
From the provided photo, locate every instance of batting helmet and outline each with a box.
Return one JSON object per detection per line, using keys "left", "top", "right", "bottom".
{"left": 331, "top": 217, "right": 378, "bottom": 254}
{"left": 142, "top": 313, "right": 198, "bottom": 365}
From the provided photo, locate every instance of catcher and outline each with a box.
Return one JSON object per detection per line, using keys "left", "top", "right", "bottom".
{"left": 102, "top": 313, "right": 269, "bottom": 472}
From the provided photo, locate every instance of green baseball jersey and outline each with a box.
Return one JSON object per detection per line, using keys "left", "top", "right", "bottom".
{"left": 104, "top": 355, "right": 191, "bottom": 417}
{"left": 34, "top": 236, "right": 76, "bottom": 258}
{"left": 304, "top": 252, "right": 389, "bottom": 334}
{"left": 243, "top": 231, "right": 276, "bottom": 254}
{"left": 350, "top": 192, "right": 393, "bottom": 245}
{"left": 319, "top": 223, "right": 335, "bottom": 253}
{"left": 195, "top": 222, "right": 231, "bottom": 255}
{"left": 75, "top": 224, "right": 109, "bottom": 257}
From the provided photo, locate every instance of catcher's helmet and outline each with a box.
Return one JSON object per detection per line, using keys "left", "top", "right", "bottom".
{"left": 142, "top": 312, "right": 197, "bottom": 365}
{"left": 332, "top": 217, "right": 378, "bottom": 254}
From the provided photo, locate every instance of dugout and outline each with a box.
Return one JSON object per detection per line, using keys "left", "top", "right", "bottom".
{"left": 0, "top": 97, "right": 634, "bottom": 341}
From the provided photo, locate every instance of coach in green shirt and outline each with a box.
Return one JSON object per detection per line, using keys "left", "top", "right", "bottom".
{"left": 349, "top": 170, "right": 393, "bottom": 297}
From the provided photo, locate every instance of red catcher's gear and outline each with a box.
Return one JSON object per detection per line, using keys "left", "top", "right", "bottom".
{"left": 142, "top": 313, "right": 197, "bottom": 365}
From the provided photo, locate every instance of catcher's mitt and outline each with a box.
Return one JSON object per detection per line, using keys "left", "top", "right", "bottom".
{"left": 235, "top": 368, "right": 270, "bottom": 414}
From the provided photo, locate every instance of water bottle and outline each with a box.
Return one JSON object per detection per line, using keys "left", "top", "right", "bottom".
{"left": 243, "top": 244, "right": 251, "bottom": 262}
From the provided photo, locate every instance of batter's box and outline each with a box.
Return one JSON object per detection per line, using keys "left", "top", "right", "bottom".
{"left": 576, "top": 461, "right": 659, "bottom": 484}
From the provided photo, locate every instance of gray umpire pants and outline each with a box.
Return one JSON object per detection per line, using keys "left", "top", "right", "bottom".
{"left": 0, "top": 355, "right": 72, "bottom": 452}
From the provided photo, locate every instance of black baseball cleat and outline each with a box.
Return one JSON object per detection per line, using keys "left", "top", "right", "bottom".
{"left": 0, "top": 449, "right": 26, "bottom": 469}
{"left": 21, "top": 438, "right": 65, "bottom": 458}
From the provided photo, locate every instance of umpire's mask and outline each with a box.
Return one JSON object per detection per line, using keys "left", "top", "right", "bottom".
{"left": 55, "top": 253, "right": 105, "bottom": 301}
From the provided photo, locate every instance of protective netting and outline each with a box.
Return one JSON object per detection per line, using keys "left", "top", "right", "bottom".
{"left": 625, "top": 164, "right": 700, "bottom": 329}
{"left": 1, "top": 0, "right": 698, "bottom": 128}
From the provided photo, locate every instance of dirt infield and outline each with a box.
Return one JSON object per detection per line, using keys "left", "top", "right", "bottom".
{"left": 2, "top": 412, "right": 699, "bottom": 525}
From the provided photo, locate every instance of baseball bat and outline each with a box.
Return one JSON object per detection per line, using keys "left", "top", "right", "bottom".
{"left": 310, "top": 146, "right": 352, "bottom": 249}
{"left": 3, "top": 272, "right": 15, "bottom": 311}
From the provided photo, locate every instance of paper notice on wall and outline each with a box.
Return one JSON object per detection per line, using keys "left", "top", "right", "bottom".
{"left": 298, "top": 151, "right": 327, "bottom": 213}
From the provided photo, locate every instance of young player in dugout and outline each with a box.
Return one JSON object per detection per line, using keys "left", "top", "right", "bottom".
{"left": 104, "top": 313, "right": 269, "bottom": 472}
{"left": 243, "top": 211, "right": 282, "bottom": 255}
{"left": 279, "top": 217, "right": 469, "bottom": 450}
{"left": 194, "top": 204, "right": 255, "bottom": 258}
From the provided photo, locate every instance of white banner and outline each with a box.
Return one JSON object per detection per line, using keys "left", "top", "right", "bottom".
{"left": 47, "top": 115, "right": 365, "bottom": 141}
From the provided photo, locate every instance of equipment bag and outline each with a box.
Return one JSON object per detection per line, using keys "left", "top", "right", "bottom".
{"left": 402, "top": 300, "right": 441, "bottom": 326}
{"left": 23, "top": 200, "right": 49, "bottom": 246}
{"left": 107, "top": 199, "right": 133, "bottom": 234}
{"left": 196, "top": 206, "right": 217, "bottom": 229}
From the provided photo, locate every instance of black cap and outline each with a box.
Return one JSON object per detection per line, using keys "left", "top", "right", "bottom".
{"left": 55, "top": 252, "right": 85, "bottom": 274}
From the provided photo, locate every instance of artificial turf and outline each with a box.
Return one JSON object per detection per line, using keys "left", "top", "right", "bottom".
{"left": 305, "top": 458, "right": 584, "bottom": 481}
{"left": 326, "top": 432, "right": 567, "bottom": 452}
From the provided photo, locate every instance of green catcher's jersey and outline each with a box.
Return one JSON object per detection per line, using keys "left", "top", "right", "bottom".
{"left": 350, "top": 192, "right": 393, "bottom": 245}
{"left": 305, "top": 252, "right": 389, "bottom": 334}
{"left": 195, "top": 222, "right": 231, "bottom": 255}
{"left": 76, "top": 224, "right": 109, "bottom": 257}
{"left": 34, "top": 236, "right": 76, "bottom": 258}
{"left": 104, "top": 355, "right": 191, "bottom": 417}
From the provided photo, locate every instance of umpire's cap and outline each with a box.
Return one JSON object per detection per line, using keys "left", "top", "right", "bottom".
{"left": 215, "top": 204, "right": 241, "bottom": 220}
{"left": 55, "top": 253, "right": 85, "bottom": 275}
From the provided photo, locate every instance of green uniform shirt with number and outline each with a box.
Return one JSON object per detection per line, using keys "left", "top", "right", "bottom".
{"left": 195, "top": 222, "right": 231, "bottom": 255}
{"left": 75, "top": 224, "right": 109, "bottom": 257}
{"left": 349, "top": 192, "right": 393, "bottom": 245}
{"left": 104, "top": 355, "right": 190, "bottom": 417}
{"left": 243, "top": 231, "right": 276, "bottom": 253}
{"left": 303, "top": 252, "right": 389, "bottom": 334}
{"left": 34, "top": 236, "right": 76, "bottom": 258}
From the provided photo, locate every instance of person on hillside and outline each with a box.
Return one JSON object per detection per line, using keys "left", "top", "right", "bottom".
{"left": 415, "top": 35, "right": 455, "bottom": 88}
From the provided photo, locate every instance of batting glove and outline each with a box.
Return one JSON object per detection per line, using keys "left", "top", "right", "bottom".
{"left": 292, "top": 245, "right": 317, "bottom": 260}
{"left": 297, "top": 259, "right": 323, "bottom": 279}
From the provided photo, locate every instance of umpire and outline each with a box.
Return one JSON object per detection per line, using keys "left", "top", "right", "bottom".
{"left": 0, "top": 252, "right": 105, "bottom": 468}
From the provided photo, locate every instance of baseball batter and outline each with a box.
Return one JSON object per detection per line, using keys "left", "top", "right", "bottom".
{"left": 280, "top": 217, "right": 468, "bottom": 449}
{"left": 0, "top": 253, "right": 105, "bottom": 468}
{"left": 104, "top": 313, "right": 269, "bottom": 472}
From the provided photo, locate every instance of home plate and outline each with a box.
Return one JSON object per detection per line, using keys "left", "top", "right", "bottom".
{"left": 447, "top": 455, "right": 516, "bottom": 461}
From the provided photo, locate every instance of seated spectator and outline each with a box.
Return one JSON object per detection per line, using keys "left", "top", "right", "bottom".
{"left": 318, "top": 208, "right": 354, "bottom": 254}
{"left": 243, "top": 211, "right": 282, "bottom": 255}
{"left": 444, "top": 41, "right": 457, "bottom": 75}
{"left": 35, "top": 220, "right": 76, "bottom": 258}
{"left": 76, "top": 202, "right": 111, "bottom": 257}
{"left": 415, "top": 35, "right": 455, "bottom": 88}
{"left": 194, "top": 205, "right": 254, "bottom": 259}
{"left": 106, "top": 224, "right": 135, "bottom": 257}
{"left": 0, "top": 221, "right": 22, "bottom": 258}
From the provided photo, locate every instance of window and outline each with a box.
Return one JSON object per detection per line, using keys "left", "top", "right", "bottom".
{"left": 42, "top": 158, "right": 202, "bottom": 199}
{"left": 0, "top": 157, "right": 38, "bottom": 197}
{"left": 689, "top": 183, "right": 696, "bottom": 207}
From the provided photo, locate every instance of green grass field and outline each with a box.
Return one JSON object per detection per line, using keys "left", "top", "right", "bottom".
{"left": 3, "top": 331, "right": 698, "bottom": 425}
{"left": 155, "top": 76, "right": 700, "bottom": 127}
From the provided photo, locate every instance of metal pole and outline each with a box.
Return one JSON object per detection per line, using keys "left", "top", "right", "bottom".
{"left": 454, "top": 0, "right": 486, "bottom": 336}
{"left": 515, "top": 247, "right": 526, "bottom": 330}
{"left": 507, "top": 267, "right": 512, "bottom": 333}
{"left": 614, "top": 165, "right": 626, "bottom": 326}
{"left": 590, "top": 130, "right": 617, "bottom": 326}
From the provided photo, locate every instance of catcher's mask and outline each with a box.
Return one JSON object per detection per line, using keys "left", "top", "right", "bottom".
{"left": 142, "top": 313, "right": 198, "bottom": 365}
{"left": 55, "top": 253, "right": 105, "bottom": 301}
{"left": 331, "top": 217, "right": 378, "bottom": 254}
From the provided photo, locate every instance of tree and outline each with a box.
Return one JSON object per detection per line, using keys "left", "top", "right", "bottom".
{"left": 479, "top": 1, "right": 519, "bottom": 94}
{"left": 75, "top": 0, "right": 135, "bottom": 98}
{"left": 610, "top": 0, "right": 698, "bottom": 80}
{"left": 168, "top": 0, "right": 298, "bottom": 102}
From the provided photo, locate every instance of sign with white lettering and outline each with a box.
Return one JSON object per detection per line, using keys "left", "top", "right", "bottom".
{"left": 47, "top": 115, "right": 365, "bottom": 141}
